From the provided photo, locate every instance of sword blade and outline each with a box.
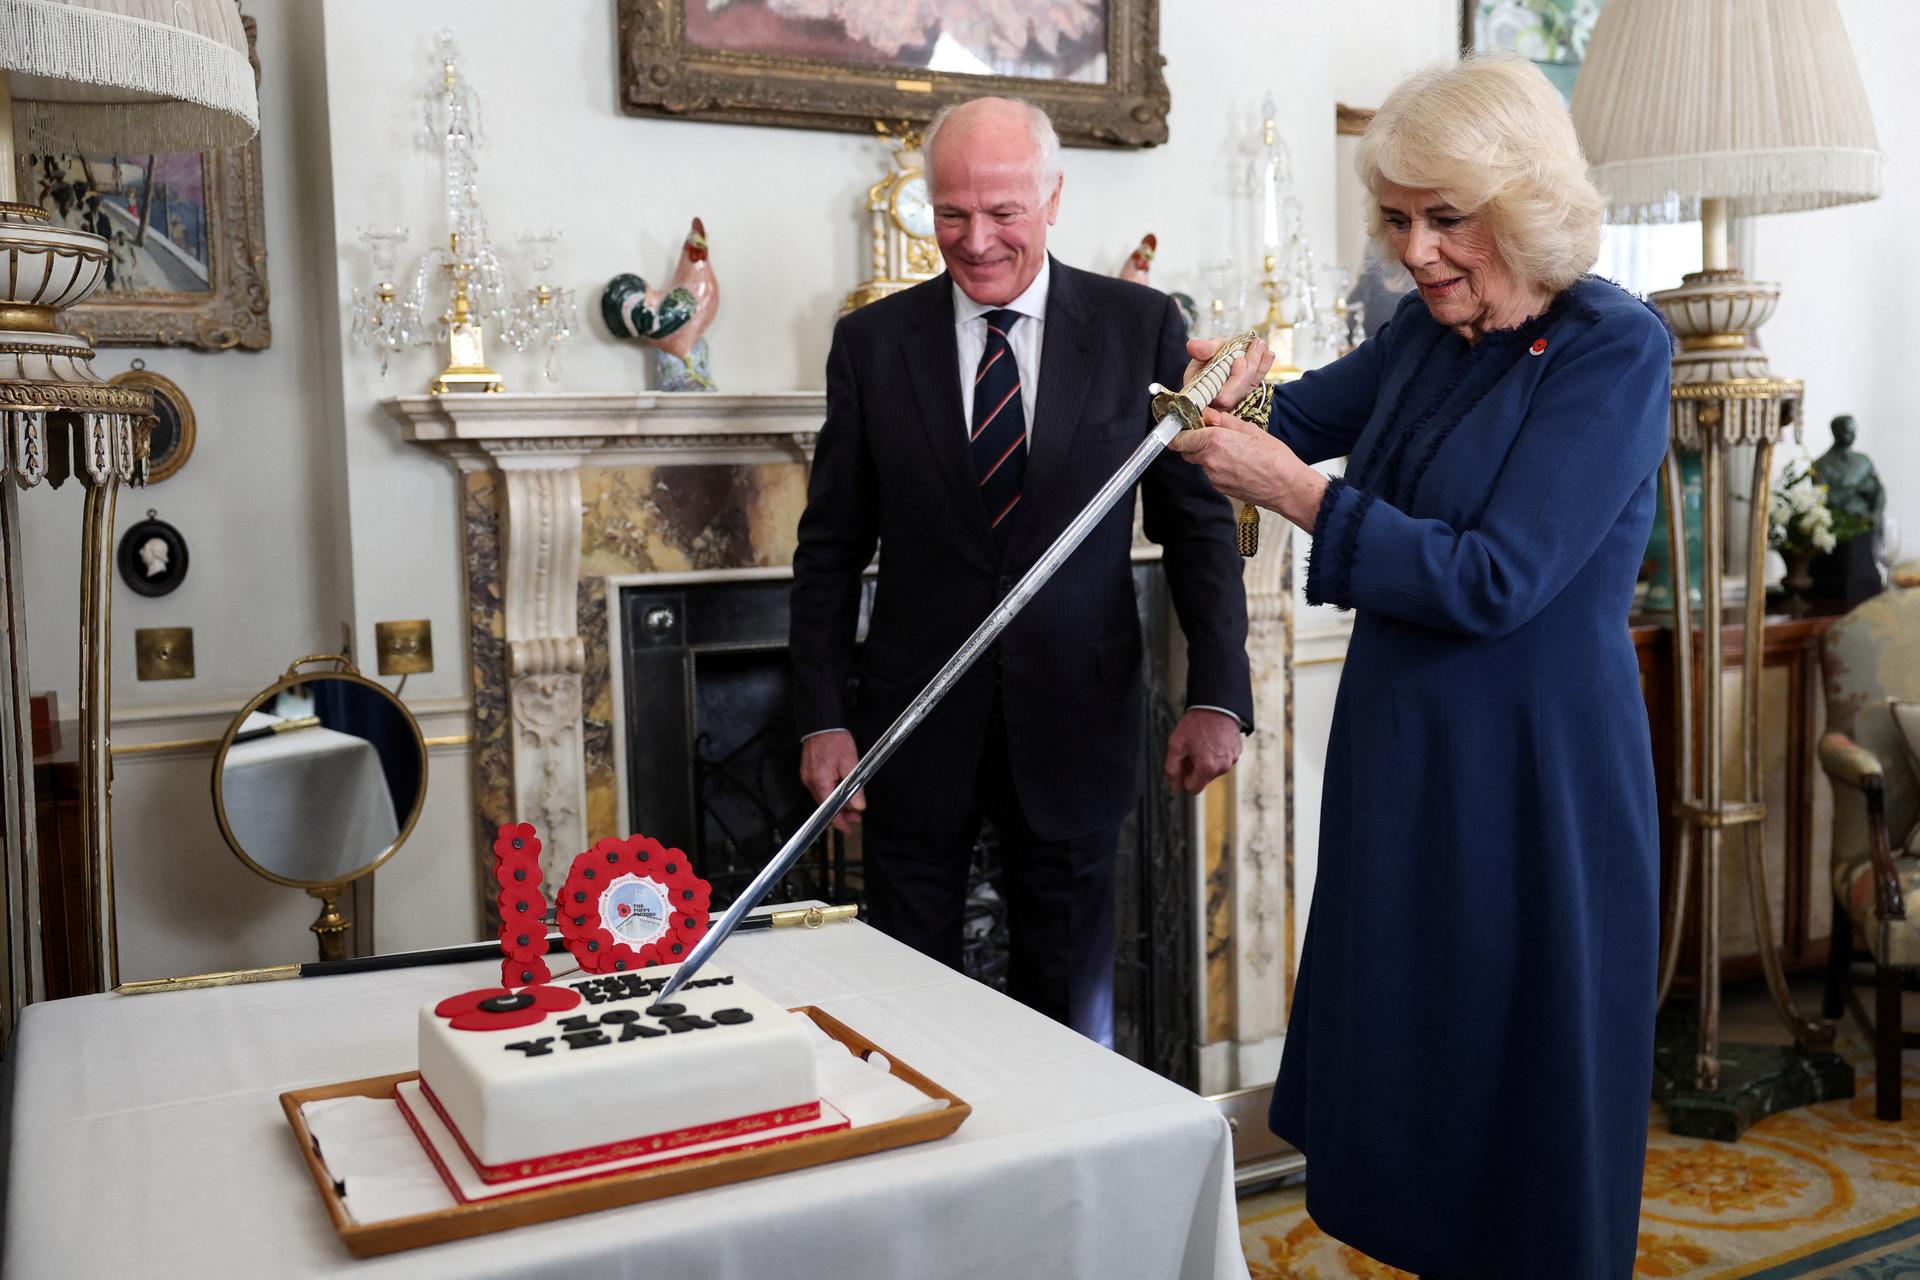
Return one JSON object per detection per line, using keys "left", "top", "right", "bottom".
{"left": 659, "top": 334, "right": 1254, "bottom": 999}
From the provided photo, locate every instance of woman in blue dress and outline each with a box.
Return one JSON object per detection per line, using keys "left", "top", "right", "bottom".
{"left": 1174, "top": 55, "right": 1669, "bottom": 1278}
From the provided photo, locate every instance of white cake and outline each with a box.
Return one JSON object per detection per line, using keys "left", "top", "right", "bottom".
{"left": 416, "top": 966, "right": 818, "bottom": 1182}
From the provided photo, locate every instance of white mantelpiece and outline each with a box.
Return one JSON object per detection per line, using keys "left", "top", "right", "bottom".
{"left": 383, "top": 391, "right": 827, "bottom": 471}
{"left": 382, "top": 390, "right": 824, "bottom": 882}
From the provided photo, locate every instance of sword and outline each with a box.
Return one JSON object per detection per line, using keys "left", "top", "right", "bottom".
{"left": 658, "top": 331, "right": 1260, "bottom": 1001}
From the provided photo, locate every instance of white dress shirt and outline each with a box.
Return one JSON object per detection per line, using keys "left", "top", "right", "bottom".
{"left": 953, "top": 256, "right": 1048, "bottom": 441}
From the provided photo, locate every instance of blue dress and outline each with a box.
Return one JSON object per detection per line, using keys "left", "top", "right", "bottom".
{"left": 1267, "top": 276, "right": 1670, "bottom": 1278}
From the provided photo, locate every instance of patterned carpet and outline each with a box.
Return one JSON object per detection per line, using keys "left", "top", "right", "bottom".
{"left": 1238, "top": 1043, "right": 1920, "bottom": 1279}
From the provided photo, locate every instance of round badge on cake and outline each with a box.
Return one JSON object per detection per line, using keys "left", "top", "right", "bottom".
{"left": 556, "top": 834, "right": 711, "bottom": 974}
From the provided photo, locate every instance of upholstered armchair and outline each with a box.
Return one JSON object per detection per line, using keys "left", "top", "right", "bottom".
{"left": 1820, "top": 572, "right": 1920, "bottom": 1121}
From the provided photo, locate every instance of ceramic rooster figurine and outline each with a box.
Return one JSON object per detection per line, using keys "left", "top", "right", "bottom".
{"left": 1117, "top": 232, "right": 1156, "bottom": 285}
{"left": 601, "top": 217, "right": 720, "bottom": 390}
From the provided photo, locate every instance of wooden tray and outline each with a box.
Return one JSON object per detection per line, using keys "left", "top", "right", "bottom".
{"left": 280, "top": 1005, "right": 970, "bottom": 1258}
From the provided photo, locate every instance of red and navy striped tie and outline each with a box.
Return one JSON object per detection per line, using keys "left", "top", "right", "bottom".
{"left": 971, "top": 308, "right": 1027, "bottom": 535}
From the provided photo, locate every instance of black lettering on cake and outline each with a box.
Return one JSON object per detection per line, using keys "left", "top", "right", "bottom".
{"left": 562, "top": 1029, "right": 612, "bottom": 1049}
{"left": 556, "top": 1015, "right": 597, "bottom": 1034}
{"left": 709, "top": 1007, "right": 753, "bottom": 1025}
{"left": 644, "top": 1002, "right": 685, "bottom": 1018}
{"left": 620, "top": 1021, "right": 666, "bottom": 1041}
{"left": 504, "top": 1037, "right": 556, "bottom": 1057}
{"left": 578, "top": 986, "right": 610, "bottom": 1005}
{"left": 658, "top": 1014, "right": 716, "bottom": 1034}
{"left": 598, "top": 1009, "right": 639, "bottom": 1025}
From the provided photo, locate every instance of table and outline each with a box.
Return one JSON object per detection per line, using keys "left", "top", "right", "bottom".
{"left": 1631, "top": 612, "right": 1837, "bottom": 979}
{"left": 2, "top": 919, "right": 1246, "bottom": 1279}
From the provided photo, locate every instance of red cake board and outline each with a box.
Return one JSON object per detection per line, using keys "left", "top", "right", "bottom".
{"left": 395, "top": 1080, "right": 850, "bottom": 1203}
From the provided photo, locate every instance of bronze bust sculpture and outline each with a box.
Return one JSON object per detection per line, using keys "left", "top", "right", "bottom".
{"left": 1809, "top": 415, "right": 1887, "bottom": 605}
{"left": 1812, "top": 415, "right": 1885, "bottom": 539}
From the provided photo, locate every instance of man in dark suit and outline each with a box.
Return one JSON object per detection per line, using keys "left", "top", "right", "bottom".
{"left": 790, "top": 97, "right": 1253, "bottom": 1043}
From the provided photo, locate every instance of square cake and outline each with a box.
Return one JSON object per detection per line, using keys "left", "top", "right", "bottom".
{"left": 415, "top": 966, "right": 819, "bottom": 1182}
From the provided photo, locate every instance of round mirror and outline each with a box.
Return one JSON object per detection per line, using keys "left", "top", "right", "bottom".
{"left": 212, "top": 657, "right": 427, "bottom": 958}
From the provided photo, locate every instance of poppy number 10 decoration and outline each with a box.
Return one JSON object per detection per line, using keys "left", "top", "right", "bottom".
{"left": 494, "top": 823, "right": 712, "bottom": 990}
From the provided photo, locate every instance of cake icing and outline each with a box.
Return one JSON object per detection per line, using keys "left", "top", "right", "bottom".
{"left": 417, "top": 965, "right": 817, "bottom": 1180}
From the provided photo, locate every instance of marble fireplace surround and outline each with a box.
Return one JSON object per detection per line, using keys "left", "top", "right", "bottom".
{"left": 382, "top": 390, "right": 1294, "bottom": 1094}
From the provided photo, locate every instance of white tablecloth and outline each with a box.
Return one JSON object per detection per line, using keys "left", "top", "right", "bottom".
{"left": 2, "top": 919, "right": 1247, "bottom": 1280}
{"left": 220, "top": 711, "right": 399, "bottom": 885}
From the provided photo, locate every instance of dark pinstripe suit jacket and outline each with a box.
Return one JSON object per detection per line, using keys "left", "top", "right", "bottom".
{"left": 790, "top": 258, "right": 1254, "bottom": 842}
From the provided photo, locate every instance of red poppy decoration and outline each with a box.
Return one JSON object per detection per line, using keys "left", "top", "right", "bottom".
{"left": 434, "top": 983, "right": 579, "bottom": 1032}
{"left": 1528, "top": 337, "right": 1548, "bottom": 356}
{"left": 499, "top": 921, "right": 545, "bottom": 964}
{"left": 500, "top": 954, "right": 551, "bottom": 989}
{"left": 491, "top": 823, "right": 552, "bottom": 987}
{"left": 557, "top": 834, "right": 711, "bottom": 974}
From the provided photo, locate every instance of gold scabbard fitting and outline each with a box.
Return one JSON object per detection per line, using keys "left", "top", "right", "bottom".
{"left": 768, "top": 903, "right": 859, "bottom": 929}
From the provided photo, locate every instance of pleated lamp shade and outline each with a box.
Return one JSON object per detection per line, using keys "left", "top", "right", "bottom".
{"left": 1570, "top": 0, "right": 1882, "bottom": 223}
{"left": 0, "top": 0, "right": 258, "bottom": 153}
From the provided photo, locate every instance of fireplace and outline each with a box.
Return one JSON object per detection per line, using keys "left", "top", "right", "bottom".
{"left": 614, "top": 565, "right": 1198, "bottom": 1085}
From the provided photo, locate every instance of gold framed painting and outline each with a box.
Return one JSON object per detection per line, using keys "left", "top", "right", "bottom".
{"left": 14, "top": 16, "right": 269, "bottom": 351}
{"left": 617, "top": 0, "right": 1171, "bottom": 148}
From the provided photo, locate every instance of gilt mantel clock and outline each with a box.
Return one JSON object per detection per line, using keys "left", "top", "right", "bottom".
{"left": 843, "top": 130, "right": 942, "bottom": 314}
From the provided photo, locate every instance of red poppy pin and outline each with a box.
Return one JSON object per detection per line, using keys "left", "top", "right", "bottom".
{"left": 1529, "top": 338, "right": 1548, "bottom": 356}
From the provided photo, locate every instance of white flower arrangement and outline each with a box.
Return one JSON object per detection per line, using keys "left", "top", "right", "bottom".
{"left": 1769, "top": 462, "right": 1839, "bottom": 556}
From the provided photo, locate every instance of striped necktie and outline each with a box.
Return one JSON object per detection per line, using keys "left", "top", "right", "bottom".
{"left": 970, "top": 308, "right": 1027, "bottom": 535}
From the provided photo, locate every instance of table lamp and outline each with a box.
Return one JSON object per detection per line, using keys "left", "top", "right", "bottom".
{"left": 1571, "top": 0, "right": 1883, "bottom": 1137}
{"left": 0, "top": 0, "right": 259, "bottom": 1027}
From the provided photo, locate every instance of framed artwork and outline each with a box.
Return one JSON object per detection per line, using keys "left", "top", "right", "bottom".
{"left": 618, "top": 0, "right": 1170, "bottom": 148}
{"left": 1461, "top": 0, "right": 1606, "bottom": 102}
{"left": 117, "top": 513, "right": 190, "bottom": 598}
{"left": 14, "top": 16, "right": 269, "bottom": 350}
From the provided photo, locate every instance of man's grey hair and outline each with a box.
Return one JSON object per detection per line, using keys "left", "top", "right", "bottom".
{"left": 922, "top": 97, "right": 1062, "bottom": 200}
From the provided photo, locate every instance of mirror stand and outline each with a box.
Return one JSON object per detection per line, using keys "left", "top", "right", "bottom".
{"left": 306, "top": 885, "right": 351, "bottom": 963}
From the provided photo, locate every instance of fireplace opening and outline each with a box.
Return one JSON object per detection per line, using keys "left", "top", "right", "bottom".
{"left": 618, "top": 566, "right": 1195, "bottom": 1086}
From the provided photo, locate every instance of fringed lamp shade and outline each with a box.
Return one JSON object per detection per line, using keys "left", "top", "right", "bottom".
{"left": 1570, "top": 0, "right": 1883, "bottom": 223}
{"left": 0, "top": 0, "right": 258, "bottom": 153}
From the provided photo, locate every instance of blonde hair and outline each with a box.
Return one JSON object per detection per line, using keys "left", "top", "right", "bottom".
{"left": 1357, "top": 54, "right": 1603, "bottom": 294}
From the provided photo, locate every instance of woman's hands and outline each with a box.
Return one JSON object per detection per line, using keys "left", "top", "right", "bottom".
{"left": 1167, "top": 341, "right": 1330, "bottom": 531}
{"left": 1181, "top": 337, "right": 1275, "bottom": 411}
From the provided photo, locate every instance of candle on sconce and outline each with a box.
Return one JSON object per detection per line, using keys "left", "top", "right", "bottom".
{"left": 1260, "top": 94, "right": 1282, "bottom": 251}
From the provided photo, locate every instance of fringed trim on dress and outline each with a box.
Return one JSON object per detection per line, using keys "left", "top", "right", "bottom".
{"left": 1303, "top": 474, "right": 1349, "bottom": 608}
{"left": 1396, "top": 287, "right": 1592, "bottom": 509}
{"left": 1304, "top": 476, "right": 1375, "bottom": 611}
{"left": 1348, "top": 325, "right": 1451, "bottom": 491}
{"left": 1370, "top": 338, "right": 1495, "bottom": 503}
{"left": 1332, "top": 487, "right": 1376, "bottom": 610}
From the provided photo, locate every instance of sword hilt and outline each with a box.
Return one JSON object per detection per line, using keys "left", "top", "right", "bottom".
{"left": 1148, "top": 330, "right": 1259, "bottom": 434}
{"left": 1149, "top": 331, "right": 1266, "bottom": 557}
